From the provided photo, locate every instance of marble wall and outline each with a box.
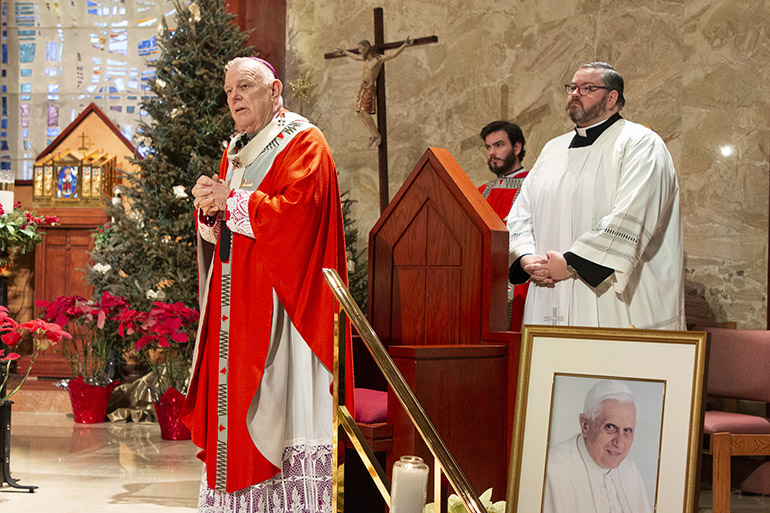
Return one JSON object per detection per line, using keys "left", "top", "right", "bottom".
{"left": 285, "top": 0, "right": 770, "bottom": 329}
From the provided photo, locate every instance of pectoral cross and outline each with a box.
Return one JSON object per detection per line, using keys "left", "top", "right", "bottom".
{"left": 325, "top": 7, "right": 437, "bottom": 213}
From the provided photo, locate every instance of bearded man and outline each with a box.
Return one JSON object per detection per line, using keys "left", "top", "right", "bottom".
{"left": 507, "top": 62, "right": 684, "bottom": 330}
{"left": 478, "top": 120, "right": 529, "bottom": 330}
{"left": 183, "top": 56, "right": 353, "bottom": 512}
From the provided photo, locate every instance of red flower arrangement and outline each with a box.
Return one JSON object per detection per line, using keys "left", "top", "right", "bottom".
{"left": 123, "top": 301, "right": 199, "bottom": 394}
{"left": 36, "top": 293, "right": 131, "bottom": 385}
{"left": 36, "top": 294, "right": 198, "bottom": 394}
{"left": 0, "top": 305, "right": 71, "bottom": 405}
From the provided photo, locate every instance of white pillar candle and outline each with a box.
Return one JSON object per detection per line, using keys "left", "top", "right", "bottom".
{"left": 391, "top": 455, "right": 429, "bottom": 513}
{"left": 0, "top": 191, "right": 13, "bottom": 214}
{"left": 0, "top": 168, "right": 13, "bottom": 213}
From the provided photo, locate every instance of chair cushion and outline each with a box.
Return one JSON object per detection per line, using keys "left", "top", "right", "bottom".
{"left": 703, "top": 328, "right": 770, "bottom": 403}
{"left": 704, "top": 410, "right": 770, "bottom": 434}
{"left": 354, "top": 388, "right": 388, "bottom": 424}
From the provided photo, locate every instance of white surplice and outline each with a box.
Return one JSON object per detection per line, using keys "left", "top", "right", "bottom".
{"left": 507, "top": 118, "right": 685, "bottom": 330}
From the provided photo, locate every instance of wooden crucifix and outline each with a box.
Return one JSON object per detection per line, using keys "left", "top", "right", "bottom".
{"left": 325, "top": 7, "right": 437, "bottom": 213}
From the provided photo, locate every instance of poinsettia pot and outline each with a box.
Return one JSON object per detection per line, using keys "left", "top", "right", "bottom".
{"left": 154, "top": 386, "right": 191, "bottom": 440}
{"left": 68, "top": 375, "right": 119, "bottom": 424}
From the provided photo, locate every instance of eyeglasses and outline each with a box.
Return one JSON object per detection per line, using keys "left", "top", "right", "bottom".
{"left": 564, "top": 84, "right": 611, "bottom": 96}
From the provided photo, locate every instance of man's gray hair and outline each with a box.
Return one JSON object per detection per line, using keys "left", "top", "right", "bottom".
{"left": 578, "top": 61, "right": 625, "bottom": 110}
{"left": 224, "top": 57, "right": 276, "bottom": 86}
{"left": 583, "top": 379, "right": 636, "bottom": 421}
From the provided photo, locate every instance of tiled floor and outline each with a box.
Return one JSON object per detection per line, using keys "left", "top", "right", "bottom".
{"left": 3, "top": 411, "right": 770, "bottom": 512}
{"left": 1, "top": 411, "right": 200, "bottom": 512}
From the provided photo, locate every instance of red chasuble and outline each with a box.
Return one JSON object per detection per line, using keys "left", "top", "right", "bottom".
{"left": 478, "top": 168, "right": 529, "bottom": 332}
{"left": 182, "top": 120, "right": 354, "bottom": 493}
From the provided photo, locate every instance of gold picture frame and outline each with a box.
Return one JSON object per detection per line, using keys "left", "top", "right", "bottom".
{"left": 505, "top": 325, "right": 708, "bottom": 513}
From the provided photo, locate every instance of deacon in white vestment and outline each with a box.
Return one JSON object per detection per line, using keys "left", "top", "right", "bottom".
{"left": 544, "top": 380, "right": 652, "bottom": 513}
{"left": 507, "top": 62, "right": 685, "bottom": 330}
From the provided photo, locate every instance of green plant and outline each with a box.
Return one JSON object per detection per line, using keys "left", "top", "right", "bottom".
{"left": 0, "top": 202, "right": 58, "bottom": 269}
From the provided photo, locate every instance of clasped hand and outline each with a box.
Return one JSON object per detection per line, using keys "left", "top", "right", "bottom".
{"left": 192, "top": 174, "right": 231, "bottom": 216}
{"left": 521, "top": 251, "right": 573, "bottom": 286}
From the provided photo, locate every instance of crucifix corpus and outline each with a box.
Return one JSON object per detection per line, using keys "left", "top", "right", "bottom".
{"left": 325, "top": 7, "right": 437, "bottom": 213}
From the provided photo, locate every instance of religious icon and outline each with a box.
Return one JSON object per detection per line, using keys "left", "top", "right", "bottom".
{"left": 44, "top": 166, "right": 53, "bottom": 195}
{"left": 82, "top": 166, "right": 92, "bottom": 197}
{"left": 57, "top": 166, "right": 78, "bottom": 199}
{"left": 92, "top": 167, "right": 102, "bottom": 196}
{"left": 336, "top": 37, "right": 414, "bottom": 147}
{"left": 34, "top": 167, "right": 43, "bottom": 196}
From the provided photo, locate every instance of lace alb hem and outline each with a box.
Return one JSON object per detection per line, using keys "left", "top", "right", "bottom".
{"left": 198, "top": 441, "right": 332, "bottom": 513}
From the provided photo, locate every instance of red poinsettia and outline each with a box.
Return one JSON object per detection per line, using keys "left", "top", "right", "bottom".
{"left": 0, "top": 349, "right": 19, "bottom": 361}
{"left": 113, "top": 300, "right": 199, "bottom": 394}
{"left": 0, "top": 305, "right": 71, "bottom": 405}
{"left": 36, "top": 295, "right": 89, "bottom": 327}
{"left": 35, "top": 293, "right": 130, "bottom": 383}
{"left": 112, "top": 308, "right": 148, "bottom": 337}
{"left": 134, "top": 302, "right": 199, "bottom": 351}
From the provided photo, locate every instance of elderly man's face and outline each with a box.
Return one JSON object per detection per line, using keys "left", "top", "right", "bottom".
{"left": 566, "top": 67, "right": 613, "bottom": 127}
{"left": 224, "top": 61, "right": 280, "bottom": 134}
{"left": 580, "top": 399, "right": 636, "bottom": 469}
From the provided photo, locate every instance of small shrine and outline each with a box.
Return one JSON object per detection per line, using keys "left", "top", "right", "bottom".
{"left": 33, "top": 148, "right": 116, "bottom": 205}
{"left": 33, "top": 102, "right": 139, "bottom": 206}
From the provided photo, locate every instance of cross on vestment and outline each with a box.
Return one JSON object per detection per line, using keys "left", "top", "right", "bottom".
{"left": 543, "top": 307, "right": 564, "bottom": 326}
{"left": 324, "top": 7, "right": 437, "bottom": 213}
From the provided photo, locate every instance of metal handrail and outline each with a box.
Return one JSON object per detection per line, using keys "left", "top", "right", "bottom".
{"left": 324, "top": 268, "right": 487, "bottom": 513}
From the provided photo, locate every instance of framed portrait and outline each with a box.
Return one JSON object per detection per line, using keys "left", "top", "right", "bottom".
{"left": 505, "top": 325, "right": 708, "bottom": 513}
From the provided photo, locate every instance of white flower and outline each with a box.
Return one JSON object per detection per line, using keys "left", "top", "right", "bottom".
{"left": 155, "top": 78, "right": 167, "bottom": 89}
{"left": 169, "top": 108, "right": 182, "bottom": 119}
{"left": 93, "top": 263, "right": 112, "bottom": 274}
{"left": 173, "top": 185, "right": 188, "bottom": 198}
{"left": 189, "top": 3, "right": 201, "bottom": 22}
{"left": 425, "top": 488, "right": 505, "bottom": 513}
{"left": 146, "top": 289, "right": 166, "bottom": 300}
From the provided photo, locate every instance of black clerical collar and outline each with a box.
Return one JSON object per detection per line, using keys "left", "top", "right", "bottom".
{"left": 498, "top": 166, "right": 524, "bottom": 178}
{"left": 569, "top": 112, "right": 623, "bottom": 148}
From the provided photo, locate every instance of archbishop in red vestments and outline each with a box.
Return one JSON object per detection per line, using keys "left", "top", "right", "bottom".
{"left": 183, "top": 57, "right": 353, "bottom": 513}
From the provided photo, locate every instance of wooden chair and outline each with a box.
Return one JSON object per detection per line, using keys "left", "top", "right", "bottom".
{"left": 702, "top": 327, "right": 770, "bottom": 513}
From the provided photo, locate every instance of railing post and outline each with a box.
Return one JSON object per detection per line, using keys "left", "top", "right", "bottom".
{"left": 322, "top": 268, "right": 487, "bottom": 513}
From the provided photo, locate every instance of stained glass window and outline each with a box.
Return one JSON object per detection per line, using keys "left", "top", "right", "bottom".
{"left": 0, "top": 0, "right": 173, "bottom": 179}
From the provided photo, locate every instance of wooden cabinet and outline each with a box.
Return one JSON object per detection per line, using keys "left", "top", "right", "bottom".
{"left": 16, "top": 208, "right": 108, "bottom": 377}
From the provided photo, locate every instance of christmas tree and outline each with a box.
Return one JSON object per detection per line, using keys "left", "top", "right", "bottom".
{"left": 85, "top": 0, "right": 251, "bottom": 382}
{"left": 87, "top": 0, "right": 250, "bottom": 309}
